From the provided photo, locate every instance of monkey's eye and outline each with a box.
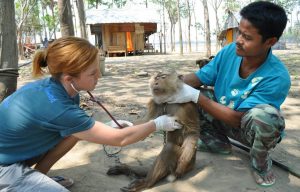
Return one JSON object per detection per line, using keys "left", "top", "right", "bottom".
{"left": 160, "top": 74, "right": 167, "bottom": 79}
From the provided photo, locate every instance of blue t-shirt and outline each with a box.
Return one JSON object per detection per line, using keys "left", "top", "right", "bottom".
{"left": 0, "top": 77, "right": 95, "bottom": 164}
{"left": 196, "top": 43, "right": 291, "bottom": 111}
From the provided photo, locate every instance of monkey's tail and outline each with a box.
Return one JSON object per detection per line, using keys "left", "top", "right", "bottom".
{"left": 229, "top": 139, "right": 300, "bottom": 178}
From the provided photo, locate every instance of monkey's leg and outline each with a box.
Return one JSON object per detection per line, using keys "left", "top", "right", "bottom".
{"left": 107, "top": 164, "right": 148, "bottom": 179}
{"left": 175, "top": 134, "right": 198, "bottom": 177}
{"left": 123, "top": 143, "right": 181, "bottom": 192}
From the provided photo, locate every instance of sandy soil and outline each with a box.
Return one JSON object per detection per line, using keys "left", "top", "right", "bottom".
{"left": 18, "top": 49, "right": 300, "bottom": 192}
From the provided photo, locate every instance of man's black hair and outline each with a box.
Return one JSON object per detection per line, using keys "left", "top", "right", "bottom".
{"left": 240, "top": 1, "right": 287, "bottom": 42}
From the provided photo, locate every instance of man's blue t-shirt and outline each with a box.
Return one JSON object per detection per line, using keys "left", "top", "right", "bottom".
{"left": 195, "top": 43, "right": 291, "bottom": 111}
{"left": 0, "top": 77, "right": 95, "bottom": 164}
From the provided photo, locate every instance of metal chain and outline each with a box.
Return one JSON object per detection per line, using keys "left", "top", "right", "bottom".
{"left": 163, "top": 103, "right": 167, "bottom": 144}
{"left": 79, "top": 91, "right": 124, "bottom": 159}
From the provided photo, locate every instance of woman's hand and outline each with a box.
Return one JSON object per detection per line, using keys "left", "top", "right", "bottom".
{"left": 152, "top": 115, "right": 182, "bottom": 131}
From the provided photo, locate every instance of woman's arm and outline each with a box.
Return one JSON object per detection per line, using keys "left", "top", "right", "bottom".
{"left": 73, "top": 115, "right": 182, "bottom": 146}
{"left": 73, "top": 121, "right": 156, "bottom": 146}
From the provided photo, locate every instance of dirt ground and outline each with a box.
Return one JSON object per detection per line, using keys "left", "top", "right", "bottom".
{"left": 18, "top": 49, "right": 300, "bottom": 192}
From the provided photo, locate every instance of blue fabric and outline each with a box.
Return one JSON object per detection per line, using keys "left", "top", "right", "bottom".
{"left": 195, "top": 43, "right": 291, "bottom": 111}
{"left": 0, "top": 78, "right": 95, "bottom": 164}
{"left": 0, "top": 163, "right": 69, "bottom": 191}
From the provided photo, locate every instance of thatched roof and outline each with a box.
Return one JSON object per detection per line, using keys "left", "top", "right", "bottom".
{"left": 218, "top": 10, "right": 241, "bottom": 40}
{"left": 223, "top": 10, "right": 241, "bottom": 30}
{"left": 86, "top": 8, "right": 160, "bottom": 25}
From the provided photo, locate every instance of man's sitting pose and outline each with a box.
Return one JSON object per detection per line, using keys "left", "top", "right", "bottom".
{"left": 167, "top": 1, "right": 290, "bottom": 187}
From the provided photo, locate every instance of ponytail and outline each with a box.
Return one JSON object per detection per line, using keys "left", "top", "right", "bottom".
{"left": 32, "top": 50, "right": 48, "bottom": 78}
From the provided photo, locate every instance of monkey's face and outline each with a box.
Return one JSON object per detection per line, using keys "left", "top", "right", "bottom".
{"left": 149, "top": 72, "right": 183, "bottom": 104}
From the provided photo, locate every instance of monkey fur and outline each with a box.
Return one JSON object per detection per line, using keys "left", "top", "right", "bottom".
{"left": 106, "top": 71, "right": 200, "bottom": 192}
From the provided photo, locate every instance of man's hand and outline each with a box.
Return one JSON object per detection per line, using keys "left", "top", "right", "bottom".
{"left": 166, "top": 83, "right": 200, "bottom": 104}
{"left": 152, "top": 115, "right": 182, "bottom": 131}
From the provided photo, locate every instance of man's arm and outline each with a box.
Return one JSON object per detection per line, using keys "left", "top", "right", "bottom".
{"left": 184, "top": 73, "right": 244, "bottom": 128}
{"left": 198, "top": 94, "right": 244, "bottom": 128}
{"left": 183, "top": 73, "right": 203, "bottom": 88}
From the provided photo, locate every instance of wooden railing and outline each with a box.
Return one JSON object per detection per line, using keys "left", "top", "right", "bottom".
{"left": 144, "top": 43, "right": 154, "bottom": 52}
{"left": 107, "top": 45, "right": 126, "bottom": 57}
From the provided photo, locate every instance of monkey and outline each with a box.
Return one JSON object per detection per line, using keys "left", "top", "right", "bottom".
{"left": 106, "top": 71, "right": 200, "bottom": 192}
{"left": 196, "top": 55, "right": 215, "bottom": 69}
{"left": 196, "top": 56, "right": 215, "bottom": 89}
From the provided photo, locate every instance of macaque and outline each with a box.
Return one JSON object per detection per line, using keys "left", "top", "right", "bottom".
{"left": 196, "top": 55, "right": 215, "bottom": 69}
{"left": 107, "top": 71, "right": 200, "bottom": 192}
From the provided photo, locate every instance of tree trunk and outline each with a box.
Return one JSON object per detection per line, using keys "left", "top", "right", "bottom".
{"left": 50, "top": 0, "right": 57, "bottom": 39}
{"left": 41, "top": 2, "right": 48, "bottom": 39}
{"left": 77, "top": 0, "right": 87, "bottom": 39}
{"left": 0, "top": 0, "right": 18, "bottom": 102}
{"left": 186, "top": 0, "right": 191, "bottom": 52}
{"left": 58, "top": 0, "right": 75, "bottom": 36}
{"left": 202, "top": 0, "right": 211, "bottom": 57}
{"left": 170, "top": 23, "right": 175, "bottom": 52}
{"left": 176, "top": 0, "right": 183, "bottom": 55}
{"left": 163, "top": 0, "right": 166, "bottom": 54}
{"left": 214, "top": 8, "right": 221, "bottom": 51}
{"left": 193, "top": 7, "right": 198, "bottom": 51}
{"left": 210, "top": 0, "right": 222, "bottom": 52}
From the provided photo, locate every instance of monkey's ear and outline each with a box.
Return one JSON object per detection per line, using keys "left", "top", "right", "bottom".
{"left": 178, "top": 74, "right": 184, "bottom": 81}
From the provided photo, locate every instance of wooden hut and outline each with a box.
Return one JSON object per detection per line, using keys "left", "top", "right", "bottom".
{"left": 86, "top": 8, "right": 159, "bottom": 57}
{"left": 218, "top": 10, "right": 241, "bottom": 47}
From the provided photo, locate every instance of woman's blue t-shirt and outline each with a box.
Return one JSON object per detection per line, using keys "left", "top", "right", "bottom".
{"left": 0, "top": 77, "right": 95, "bottom": 164}
{"left": 196, "top": 43, "right": 291, "bottom": 111}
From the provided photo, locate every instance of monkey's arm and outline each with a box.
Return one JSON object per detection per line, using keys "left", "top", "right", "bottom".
{"left": 175, "top": 134, "right": 198, "bottom": 177}
{"left": 134, "top": 99, "right": 160, "bottom": 124}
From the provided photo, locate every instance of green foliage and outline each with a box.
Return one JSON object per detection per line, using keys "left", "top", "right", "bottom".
{"left": 86, "top": 0, "right": 127, "bottom": 8}
{"left": 23, "top": 4, "right": 43, "bottom": 33}
{"left": 223, "top": 0, "right": 241, "bottom": 12}
{"left": 192, "top": 22, "right": 204, "bottom": 34}
{"left": 180, "top": 1, "right": 190, "bottom": 18}
{"left": 165, "top": 0, "right": 178, "bottom": 24}
{"left": 268, "top": 0, "right": 298, "bottom": 15}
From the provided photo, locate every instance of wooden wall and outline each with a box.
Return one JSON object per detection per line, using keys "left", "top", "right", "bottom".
{"left": 90, "top": 23, "right": 157, "bottom": 53}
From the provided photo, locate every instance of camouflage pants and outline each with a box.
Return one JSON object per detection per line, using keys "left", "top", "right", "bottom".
{"left": 199, "top": 88, "right": 285, "bottom": 173}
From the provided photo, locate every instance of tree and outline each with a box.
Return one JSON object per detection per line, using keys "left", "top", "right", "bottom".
{"left": 39, "top": 0, "right": 59, "bottom": 40}
{"left": 223, "top": 0, "right": 241, "bottom": 12}
{"left": 48, "top": 0, "right": 58, "bottom": 39}
{"left": 185, "top": 0, "right": 192, "bottom": 52}
{"left": 152, "top": 0, "right": 179, "bottom": 52}
{"left": 176, "top": 0, "right": 183, "bottom": 55}
{"left": 209, "top": 0, "right": 222, "bottom": 52}
{"left": 0, "top": 0, "right": 18, "bottom": 102}
{"left": 76, "top": 0, "right": 87, "bottom": 38}
{"left": 58, "top": 0, "right": 74, "bottom": 36}
{"left": 165, "top": 0, "right": 178, "bottom": 52}
{"left": 202, "top": 0, "right": 211, "bottom": 57}
{"left": 270, "top": 0, "right": 298, "bottom": 15}
{"left": 163, "top": 0, "right": 167, "bottom": 53}
{"left": 15, "top": 0, "right": 37, "bottom": 59}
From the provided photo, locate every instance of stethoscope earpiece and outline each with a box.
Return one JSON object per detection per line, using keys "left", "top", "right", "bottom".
{"left": 70, "top": 83, "right": 80, "bottom": 93}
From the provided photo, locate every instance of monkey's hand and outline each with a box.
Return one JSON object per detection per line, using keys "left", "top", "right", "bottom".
{"left": 166, "top": 84, "right": 200, "bottom": 104}
{"left": 152, "top": 115, "right": 182, "bottom": 131}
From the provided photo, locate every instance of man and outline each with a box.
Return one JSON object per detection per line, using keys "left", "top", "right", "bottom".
{"left": 167, "top": 1, "right": 290, "bottom": 187}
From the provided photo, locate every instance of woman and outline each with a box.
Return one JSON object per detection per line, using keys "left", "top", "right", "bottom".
{"left": 0, "top": 37, "right": 181, "bottom": 192}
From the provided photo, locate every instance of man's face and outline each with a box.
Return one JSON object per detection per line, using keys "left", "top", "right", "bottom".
{"left": 236, "top": 18, "right": 272, "bottom": 58}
